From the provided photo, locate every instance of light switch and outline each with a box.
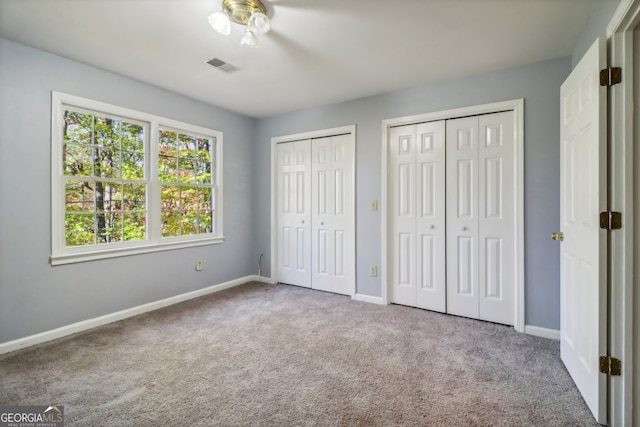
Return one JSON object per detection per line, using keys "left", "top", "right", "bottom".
{"left": 370, "top": 199, "right": 378, "bottom": 211}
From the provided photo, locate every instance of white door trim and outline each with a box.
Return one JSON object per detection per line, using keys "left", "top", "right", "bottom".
{"left": 270, "top": 125, "right": 357, "bottom": 296}
{"left": 381, "top": 99, "right": 525, "bottom": 332}
{"left": 607, "top": 0, "right": 640, "bottom": 424}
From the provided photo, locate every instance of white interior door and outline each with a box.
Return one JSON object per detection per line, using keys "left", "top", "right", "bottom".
{"left": 277, "top": 140, "right": 312, "bottom": 288}
{"left": 446, "top": 116, "right": 480, "bottom": 318}
{"left": 559, "top": 37, "right": 607, "bottom": 424}
{"left": 311, "top": 134, "right": 354, "bottom": 295}
{"left": 389, "top": 121, "right": 446, "bottom": 311}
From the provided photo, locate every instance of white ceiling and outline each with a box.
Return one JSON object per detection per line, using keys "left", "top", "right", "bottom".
{"left": 0, "top": 0, "right": 596, "bottom": 118}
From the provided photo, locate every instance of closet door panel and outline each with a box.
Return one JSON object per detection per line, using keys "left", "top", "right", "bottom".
{"left": 312, "top": 137, "right": 332, "bottom": 292}
{"left": 278, "top": 140, "right": 312, "bottom": 288}
{"left": 415, "top": 121, "right": 446, "bottom": 312}
{"left": 389, "top": 125, "right": 417, "bottom": 306}
{"left": 446, "top": 117, "right": 480, "bottom": 319}
{"left": 327, "top": 134, "right": 354, "bottom": 296}
{"left": 478, "top": 112, "right": 514, "bottom": 325}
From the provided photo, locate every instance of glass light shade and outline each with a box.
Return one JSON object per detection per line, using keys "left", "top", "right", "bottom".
{"left": 247, "top": 11, "right": 270, "bottom": 35}
{"left": 208, "top": 12, "right": 231, "bottom": 35}
{"left": 240, "top": 29, "right": 259, "bottom": 47}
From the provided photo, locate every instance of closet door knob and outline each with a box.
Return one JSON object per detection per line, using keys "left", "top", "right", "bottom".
{"left": 430, "top": 225, "right": 435, "bottom": 229}
{"left": 460, "top": 226, "right": 467, "bottom": 231}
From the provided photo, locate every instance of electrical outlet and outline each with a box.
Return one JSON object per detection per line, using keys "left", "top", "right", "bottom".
{"left": 370, "top": 265, "right": 377, "bottom": 277}
{"left": 195, "top": 259, "right": 203, "bottom": 271}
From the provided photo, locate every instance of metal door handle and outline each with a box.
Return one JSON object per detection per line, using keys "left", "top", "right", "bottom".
{"left": 551, "top": 232, "right": 564, "bottom": 241}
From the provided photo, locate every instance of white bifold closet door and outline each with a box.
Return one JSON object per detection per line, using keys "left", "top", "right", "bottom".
{"left": 311, "top": 134, "right": 354, "bottom": 295}
{"left": 446, "top": 112, "right": 514, "bottom": 325}
{"left": 277, "top": 139, "right": 312, "bottom": 288}
{"left": 277, "top": 135, "right": 354, "bottom": 296}
{"left": 389, "top": 121, "right": 446, "bottom": 312}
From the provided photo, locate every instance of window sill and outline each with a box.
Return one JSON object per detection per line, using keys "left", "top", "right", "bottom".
{"left": 50, "top": 237, "right": 225, "bottom": 266}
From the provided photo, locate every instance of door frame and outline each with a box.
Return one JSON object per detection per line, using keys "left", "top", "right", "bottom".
{"left": 270, "top": 125, "right": 357, "bottom": 296}
{"left": 606, "top": 0, "right": 640, "bottom": 424}
{"left": 381, "top": 99, "right": 525, "bottom": 332}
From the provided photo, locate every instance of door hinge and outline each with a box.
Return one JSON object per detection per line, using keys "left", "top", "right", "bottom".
{"left": 600, "top": 67, "right": 622, "bottom": 86}
{"left": 599, "top": 355, "right": 622, "bottom": 376}
{"left": 599, "top": 211, "right": 622, "bottom": 230}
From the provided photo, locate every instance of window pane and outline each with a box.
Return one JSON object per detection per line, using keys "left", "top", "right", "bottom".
{"left": 210, "top": 138, "right": 217, "bottom": 185}
{"left": 159, "top": 130, "right": 178, "bottom": 153}
{"left": 159, "top": 155, "right": 177, "bottom": 182}
{"left": 97, "top": 211, "right": 123, "bottom": 243}
{"left": 66, "top": 180, "right": 94, "bottom": 212}
{"left": 178, "top": 156, "right": 196, "bottom": 183}
{"left": 198, "top": 187, "right": 212, "bottom": 211}
{"left": 161, "top": 185, "right": 180, "bottom": 237}
{"left": 64, "top": 111, "right": 92, "bottom": 145}
{"left": 122, "top": 122, "right": 144, "bottom": 152}
{"left": 64, "top": 143, "right": 93, "bottom": 177}
{"left": 122, "top": 151, "right": 144, "bottom": 180}
{"left": 197, "top": 211, "right": 212, "bottom": 233}
{"left": 161, "top": 212, "right": 180, "bottom": 237}
{"left": 180, "top": 186, "right": 198, "bottom": 211}
{"left": 95, "top": 146, "right": 121, "bottom": 178}
{"left": 124, "top": 212, "right": 146, "bottom": 241}
{"left": 178, "top": 133, "right": 196, "bottom": 153}
{"left": 180, "top": 210, "right": 198, "bottom": 236}
{"left": 94, "top": 116, "right": 121, "bottom": 148}
{"left": 65, "top": 213, "right": 95, "bottom": 246}
{"left": 123, "top": 184, "right": 146, "bottom": 210}
{"left": 195, "top": 157, "right": 211, "bottom": 184}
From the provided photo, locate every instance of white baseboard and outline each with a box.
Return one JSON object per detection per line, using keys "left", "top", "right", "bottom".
{"left": 0, "top": 275, "right": 262, "bottom": 355}
{"left": 524, "top": 325, "right": 560, "bottom": 340}
{"left": 352, "top": 293, "right": 384, "bottom": 305}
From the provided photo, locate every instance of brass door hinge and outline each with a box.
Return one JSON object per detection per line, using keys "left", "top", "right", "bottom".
{"left": 599, "top": 356, "right": 622, "bottom": 376}
{"left": 600, "top": 67, "right": 622, "bottom": 86}
{"left": 600, "top": 211, "right": 622, "bottom": 230}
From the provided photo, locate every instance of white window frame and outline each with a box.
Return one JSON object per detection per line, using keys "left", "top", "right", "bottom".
{"left": 51, "top": 92, "right": 224, "bottom": 265}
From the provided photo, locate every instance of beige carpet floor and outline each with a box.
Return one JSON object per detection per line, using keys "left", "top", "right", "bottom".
{"left": 0, "top": 281, "right": 597, "bottom": 426}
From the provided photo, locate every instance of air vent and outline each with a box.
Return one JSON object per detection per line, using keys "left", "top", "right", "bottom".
{"left": 205, "top": 57, "right": 239, "bottom": 73}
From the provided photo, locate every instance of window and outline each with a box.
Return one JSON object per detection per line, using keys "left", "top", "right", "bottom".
{"left": 51, "top": 92, "right": 223, "bottom": 265}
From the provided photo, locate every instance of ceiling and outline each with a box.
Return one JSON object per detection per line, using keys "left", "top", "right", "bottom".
{"left": 0, "top": 0, "right": 596, "bottom": 118}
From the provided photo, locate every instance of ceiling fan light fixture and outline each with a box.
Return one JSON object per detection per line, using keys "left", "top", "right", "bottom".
{"left": 209, "top": 0, "right": 269, "bottom": 46}
{"left": 208, "top": 11, "right": 231, "bottom": 36}
{"left": 240, "top": 29, "right": 259, "bottom": 48}
{"left": 247, "top": 11, "right": 270, "bottom": 35}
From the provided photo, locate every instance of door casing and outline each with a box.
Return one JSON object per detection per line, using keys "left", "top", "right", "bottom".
{"left": 606, "top": 0, "right": 640, "bottom": 424}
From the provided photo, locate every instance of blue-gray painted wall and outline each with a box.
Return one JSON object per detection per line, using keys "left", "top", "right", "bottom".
{"left": 252, "top": 58, "right": 571, "bottom": 330}
{"left": 0, "top": 38, "right": 256, "bottom": 343}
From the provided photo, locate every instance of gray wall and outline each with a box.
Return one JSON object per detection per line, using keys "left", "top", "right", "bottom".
{"left": 572, "top": 0, "right": 621, "bottom": 67}
{"left": 0, "top": 38, "right": 255, "bottom": 343}
{"left": 253, "top": 57, "right": 572, "bottom": 330}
